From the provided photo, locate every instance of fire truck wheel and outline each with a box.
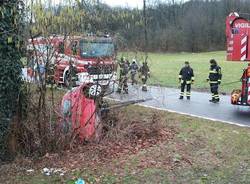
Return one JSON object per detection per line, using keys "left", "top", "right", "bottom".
{"left": 83, "top": 83, "right": 103, "bottom": 99}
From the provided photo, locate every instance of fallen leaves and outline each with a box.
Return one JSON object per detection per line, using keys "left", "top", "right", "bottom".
{"left": 0, "top": 110, "right": 177, "bottom": 182}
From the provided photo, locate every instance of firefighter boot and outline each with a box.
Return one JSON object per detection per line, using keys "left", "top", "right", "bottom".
{"left": 210, "top": 99, "right": 219, "bottom": 103}
{"left": 214, "top": 94, "right": 220, "bottom": 103}
{"left": 123, "top": 88, "right": 129, "bottom": 94}
{"left": 209, "top": 98, "right": 215, "bottom": 102}
{"left": 209, "top": 93, "right": 215, "bottom": 102}
{"left": 179, "top": 92, "right": 184, "bottom": 100}
{"left": 209, "top": 98, "right": 218, "bottom": 103}
{"left": 142, "top": 85, "right": 147, "bottom": 91}
{"left": 186, "top": 92, "right": 191, "bottom": 100}
{"left": 213, "top": 98, "right": 220, "bottom": 103}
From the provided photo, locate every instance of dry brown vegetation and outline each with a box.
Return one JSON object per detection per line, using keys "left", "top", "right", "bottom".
{"left": 0, "top": 104, "right": 177, "bottom": 183}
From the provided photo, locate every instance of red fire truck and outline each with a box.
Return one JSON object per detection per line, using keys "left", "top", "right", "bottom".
{"left": 226, "top": 12, "right": 250, "bottom": 106}
{"left": 27, "top": 35, "right": 117, "bottom": 86}
{"left": 226, "top": 12, "right": 250, "bottom": 61}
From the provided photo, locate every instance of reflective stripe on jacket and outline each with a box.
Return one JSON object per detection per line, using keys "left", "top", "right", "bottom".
{"left": 208, "top": 65, "right": 222, "bottom": 82}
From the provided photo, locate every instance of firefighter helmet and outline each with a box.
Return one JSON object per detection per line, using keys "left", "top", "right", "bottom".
{"left": 210, "top": 59, "right": 217, "bottom": 65}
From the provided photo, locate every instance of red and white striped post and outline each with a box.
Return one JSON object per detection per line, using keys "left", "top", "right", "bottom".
{"left": 241, "top": 34, "right": 248, "bottom": 61}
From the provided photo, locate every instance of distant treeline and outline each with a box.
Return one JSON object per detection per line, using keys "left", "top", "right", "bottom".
{"left": 51, "top": 0, "right": 250, "bottom": 52}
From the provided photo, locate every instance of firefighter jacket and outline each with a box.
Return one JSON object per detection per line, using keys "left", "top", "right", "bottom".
{"left": 119, "top": 62, "right": 129, "bottom": 76}
{"left": 208, "top": 65, "right": 222, "bottom": 83}
{"left": 129, "top": 63, "right": 139, "bottom": 75}
{"left": 178, "top": 66, "right": 194, "bottom": 84}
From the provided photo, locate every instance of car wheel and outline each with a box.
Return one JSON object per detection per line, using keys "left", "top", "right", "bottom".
{"left": 83, "top": 83, "right": 103, "bottom": 99}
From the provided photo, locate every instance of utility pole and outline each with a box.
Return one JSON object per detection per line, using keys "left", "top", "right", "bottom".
{"left": 143, "top": 0, "right": 148, "bottom": 53}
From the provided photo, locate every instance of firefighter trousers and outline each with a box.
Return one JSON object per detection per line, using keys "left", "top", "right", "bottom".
{"left": 141, "top": 75, "right": 148, "bottom": 84}
{"left": 180, "top": 81, "right": 191, "bottom": 97}
{"left": 131, "top": 73, "right": 137, "bottom": 85}
{"left": 141, "top": 75, "right": 148, "bottom": 91}
{"left": 117, "top": 75, "right": 128, "bottom": 93}
{"left": 210, "top": 83, "right": 219, "bottom": 101}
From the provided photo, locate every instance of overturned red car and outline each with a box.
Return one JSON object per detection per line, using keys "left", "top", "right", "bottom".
{"left": 61, "top": 83, "right": 102, "bottom": 140}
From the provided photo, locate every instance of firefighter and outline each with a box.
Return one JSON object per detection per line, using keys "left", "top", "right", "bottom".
{"left": 72, "top": 41, "right": 77, "bottom": 55}
{"left": 67, "top": 60, "right": 78, "bottom": 87}
{"left": 126, "top": 59, "right": 130, "bottom": 67}
{"left": 178, "top": 61, "right": 194, "bottom": 100}
{"left": 139, "top": 61, "right": 150, "bottom": 91}
{"left": 207, "top": 59, "right": 222, "bottom": 103}
{"left": 129, "top": 59, "right": 139, "bottom": 85}
{"left": 119, "top": 57, "right": 125, "bottom": 73}
{"left": 117, "top": 57, "right": 129, "bottom": 94}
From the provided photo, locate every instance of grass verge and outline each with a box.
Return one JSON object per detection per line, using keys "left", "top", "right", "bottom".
{"left": 1, "top": 104, "right": 250, "bottom": 184}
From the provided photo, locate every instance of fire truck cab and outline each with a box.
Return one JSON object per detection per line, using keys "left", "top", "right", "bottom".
{"left": 27, "top": 35, "right": 117, "bottom": 86}
{"left": 54, "top": 35, "right": 117, "bottom": 87}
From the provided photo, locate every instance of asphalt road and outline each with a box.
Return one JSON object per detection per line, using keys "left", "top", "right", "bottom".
{"left": 21, "top": 69, "right": 250, "bottom": 127}
{"left": 108, "top": 85, "right": 250, "bottom": 127}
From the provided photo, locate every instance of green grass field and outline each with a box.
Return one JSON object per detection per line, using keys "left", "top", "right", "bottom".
{"left": 120, "top": 51, "right": 247, "bottom": 93}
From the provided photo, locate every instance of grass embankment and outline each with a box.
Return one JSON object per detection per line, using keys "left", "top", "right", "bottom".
{"left": 4, "top": 104, "right": 250, "bottom": 184}
{"left": 120, "top": 51, "right": 246, "bottom": 93}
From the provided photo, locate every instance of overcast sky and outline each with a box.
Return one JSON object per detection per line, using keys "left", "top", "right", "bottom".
{"left": 102, "top": 0, "right": 188, "bottom": 8}
{"left": 26, "top": 0, "right": 187, "bottom": 9}
{"left": 102, "top": 0, "right": 144, "bottom": 8}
